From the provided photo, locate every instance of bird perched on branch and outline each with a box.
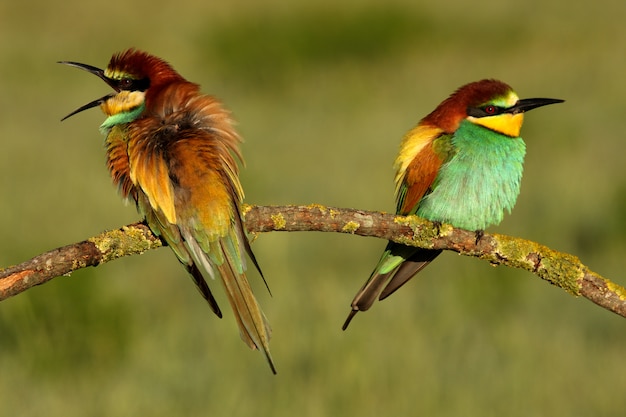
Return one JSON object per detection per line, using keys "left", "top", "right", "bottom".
{"left": 343, "top": 79, "right": 563, "bottom": 329}
{"left": 60, "top": 49, "right": 275, "bottom": 373}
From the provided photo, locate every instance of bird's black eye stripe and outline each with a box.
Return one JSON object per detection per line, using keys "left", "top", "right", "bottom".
{"left": 117, "top": 77, "right": 150, "bottom": 92}
{"left": 467, "top": 105, "right": 505, "bottom": 118}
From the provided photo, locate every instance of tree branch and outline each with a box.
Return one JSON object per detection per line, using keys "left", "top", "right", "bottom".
{"left": 2, "top": 205, "right": 625, "bottom": 318}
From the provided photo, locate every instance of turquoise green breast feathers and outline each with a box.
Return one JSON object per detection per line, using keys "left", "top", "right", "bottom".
{"left": 343, "top": 79, "right": 563, "bottom": 329}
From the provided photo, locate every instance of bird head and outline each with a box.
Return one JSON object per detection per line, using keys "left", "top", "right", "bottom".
{"left": 424, "top": 79, "right": 563, "bottom": 137}
{"left": 59, "top": 48, "right": 184, "bottom": 122}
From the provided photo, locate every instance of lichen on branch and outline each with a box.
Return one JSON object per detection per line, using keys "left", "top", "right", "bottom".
{"left": 1, "top": 204, "right": 625, "bottom": 319}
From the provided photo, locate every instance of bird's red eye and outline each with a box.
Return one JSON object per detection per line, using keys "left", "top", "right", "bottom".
{"left": 484, "top": 105, "right": 496, "bottom": 115}
{"left": 119, "top": 78, "right": 133, "bottom": 89}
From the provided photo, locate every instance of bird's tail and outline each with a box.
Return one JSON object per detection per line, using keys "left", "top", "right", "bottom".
{"left": 140, "top": 193, "right": 275, "bottom": 372}
{"left": 184, "top": 230, "right": 276, "bottom": 374}
{"left": 342, "top": 243, "right": 441, "bottom": 330}
{"left": 216, "top": 246, "right": 276, "bottom": 374}
{"left": 186, "top": 262, "right": 222, "bottom": 318}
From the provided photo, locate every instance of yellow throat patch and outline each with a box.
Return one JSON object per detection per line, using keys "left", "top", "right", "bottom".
{"left": 101, "top": 91, "right": 146, "bottom": 116}
{"left": 468, "top": 91, "right": 524, "bottom": 137}
{"left": 470, "top": 112, "right": 525, "bottom": 138}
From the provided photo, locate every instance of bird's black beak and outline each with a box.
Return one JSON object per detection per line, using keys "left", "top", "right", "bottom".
{"left": 508, "top": 97, "right": 564, "bottom": 114}
{"left": 58, "top": 61, "right": 118, "bottom": 121}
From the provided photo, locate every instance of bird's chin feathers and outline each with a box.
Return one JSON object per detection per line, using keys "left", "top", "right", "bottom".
{"left": 467, "top": 112, "right": 524, "bottom": 138}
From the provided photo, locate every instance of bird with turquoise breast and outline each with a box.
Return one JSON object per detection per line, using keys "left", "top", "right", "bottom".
{"left": 343, "top": 79, "right": 563, "bottom": 329}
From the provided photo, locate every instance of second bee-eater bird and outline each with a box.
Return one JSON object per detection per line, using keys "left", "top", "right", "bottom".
{"left": 60, "top": 49, "right": 276, "bottom": 373}
{"left": 343, "top": 79, "right": 563, "bottom": 330}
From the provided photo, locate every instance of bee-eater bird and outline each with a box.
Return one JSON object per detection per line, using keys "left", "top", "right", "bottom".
{"left": 343, "top": 79, "right": 563, "bottom": 330}
{"left": 59, "top": 49, "right": 276, "bottom": 373}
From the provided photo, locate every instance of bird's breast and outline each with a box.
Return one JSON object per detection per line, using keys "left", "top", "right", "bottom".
{"left": 105, "top": 125, "right": 137, "bottom": 201}
{"left": 417, "top": 122, "right": 526, "bottom": 230}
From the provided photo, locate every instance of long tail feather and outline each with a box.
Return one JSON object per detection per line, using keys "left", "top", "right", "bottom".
{"left": 235, "top": 210, "right": 272, "bottom": 295}
{"left": 181, "top": 226, "right": 275, "bottom": 373}
{"left": 342, "top": 269, "right": 396, "bottom": 330}
{"left": 379, "top": 249, "right": 442, "bottom": 300}
{"left": 343, "top": 244, "right": 439, "bottom": 330}
{"left": 185, "top": 262, "right": 222, "bottom": 318}
{"left": 217, "top": 247, "right": 276, "bottom": 374}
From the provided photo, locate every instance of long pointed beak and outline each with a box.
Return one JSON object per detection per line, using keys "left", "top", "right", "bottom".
{"left": 508, "top": 97, "right": 564, "bottom": 114}
{"left": 60, "top": 93, "right": 115, "bottom": 121}
{"left": 58, "top": 61, "right": 120, "bottom": 91}
{"left": 58, "top": 60, "right": 118, "bottom": 121}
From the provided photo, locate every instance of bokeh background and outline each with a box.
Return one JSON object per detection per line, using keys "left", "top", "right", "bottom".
{"left": 1, "top": 0, "right": 625, "bottom": 415}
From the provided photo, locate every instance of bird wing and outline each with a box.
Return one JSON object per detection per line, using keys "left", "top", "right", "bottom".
{"left": 379, "top": 127, "right": 456, "bottom": 299}
{"left": 138, "top": 191, "right": 224, "bottom": 318}
{"left": 343, "top": 125, "right": 454, "bottom": 329}
{"left": 394, "top": 124, "right": 448, "bottom": 215}
{"left": 126, "top": 117, "right": 274, "bottom": 372}
{"left": 166, "top": 130, "right": 275, "bottom": 374}
{"left": 128, "top": 136, "right": 177, "bottom": 224}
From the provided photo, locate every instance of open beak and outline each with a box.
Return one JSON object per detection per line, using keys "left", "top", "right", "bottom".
{"left": 508, "top": 97, "right": 564, "bottom": 114}
{"left": 58, "top": 61, "right": 118, "bottom": 121}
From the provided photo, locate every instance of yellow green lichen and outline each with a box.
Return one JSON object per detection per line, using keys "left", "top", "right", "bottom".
{"left": 392, "top": 215, "right": 446, "bottom": 246}
{"left": 341, "top": 221, "right": 360, "bottom": 234}
{"left": 89, "top": 225, "right": 162, "bottom": 263}
{"left": 535, "top": 253, "right": 584, "bottom": 296}
{"left": 247, "top": 232, "right": 260, "bottom": 244}
{"left": 493, "top": 234, "right": 583, "bottom": 296}
{"left": 270, "top": 213, "right": 286, "bottom": 230}
{"left": 307, "top": 203, "right": 327, "bottom": 215}
{"left": 606, "top": 280, "right": 626, "bottom": 300}
{"left": 241, "top": 204, "right": 253, "bottom": 216}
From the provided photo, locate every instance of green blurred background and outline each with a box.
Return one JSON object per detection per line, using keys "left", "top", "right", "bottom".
{"left": 1, "top": 0, "right": 625, "bottom": 415}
